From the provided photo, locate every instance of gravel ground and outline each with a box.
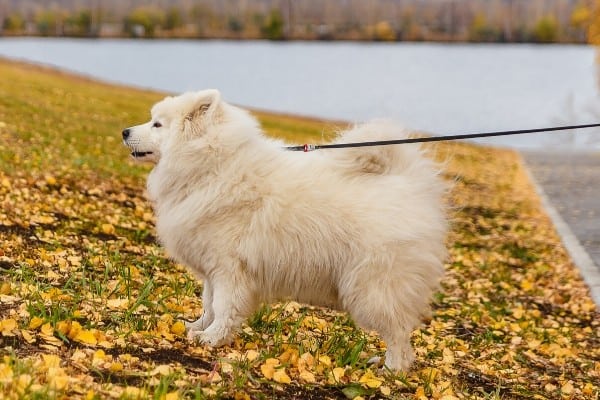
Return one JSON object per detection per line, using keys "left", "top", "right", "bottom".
{"left": 522, "top": 152, "right": 600, "bottom": 271}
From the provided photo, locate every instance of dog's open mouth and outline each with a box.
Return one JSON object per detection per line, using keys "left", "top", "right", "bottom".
{"left": 131, "top": 151, "right": 153, "bottom": 158}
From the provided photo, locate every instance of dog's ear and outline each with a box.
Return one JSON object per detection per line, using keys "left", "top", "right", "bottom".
{"left": 185, "top": 89, "right": 221, "bottom": 122}
{"left": 182, "top": 89, "right": 222, "bottom": 136}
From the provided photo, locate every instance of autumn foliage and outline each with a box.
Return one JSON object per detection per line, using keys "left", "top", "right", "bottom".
{"left": 0, "top": 60, "right": 598, "bottom": 399}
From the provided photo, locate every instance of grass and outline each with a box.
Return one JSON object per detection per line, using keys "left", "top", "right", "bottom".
{"left": 0, "top": 58, "right": 598, "bottom": 399}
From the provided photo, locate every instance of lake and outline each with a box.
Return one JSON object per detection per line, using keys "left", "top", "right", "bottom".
{"left": 0, "top": 37, "right": 597, "bottom": 150}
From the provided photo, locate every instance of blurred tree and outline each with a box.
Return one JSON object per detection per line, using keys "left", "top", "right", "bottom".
{"left": 164, "top": 7, "right": 183, "bottom": 31}
{"left": 532, "top": 15, "right": 559, "bottom": 43}
{"left": 190, "top": 4, "right": 214, "bottom": 37}
{"left": 374, "top": 20, "right": 396, "bottom": 41}
{"left": 511, "top": 25, "right": 531, "bottom": 43}
{"left": 571, "top": 2, "right": 591, "bottom": 28}
{"left": 398, "top": 6, "right": 428, "bottom": 41}
{"left": 261, "top": 9, "right": 284, "bottom": 40}
{"left": 65, "top": 10, "right": 92, "bottom": 36}
{"left": 228, "top": 16, "right": 244, "bottom": 34}
{"left": 0, "top": 0, "right": 590, "bottom": 43}
{"left": 3, "top": 13, "right": 25, "bottom": 33}
{"left": 588, "top": 0, "right": 600, "bottom": 44}
{"left": 35, "top": 10, "right": 62, "bottom": 36}
{"left": 469, "top": 14, "right": 501, "bottom": 42}
{"left": 570, "top": 2, "right": 590, "bottom": 42}
{"left": 124, "top": 6, "right": 165, "bottom": 37}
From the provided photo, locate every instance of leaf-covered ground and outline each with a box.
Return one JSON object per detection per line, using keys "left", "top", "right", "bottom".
{"left": 0, "top": 59, "right": 598, "bottom": 399}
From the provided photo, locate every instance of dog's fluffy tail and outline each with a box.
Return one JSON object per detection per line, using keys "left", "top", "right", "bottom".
{"left": 329, "top": 120, "right": 435, "bottom": 176}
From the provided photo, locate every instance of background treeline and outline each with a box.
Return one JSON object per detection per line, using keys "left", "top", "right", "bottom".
{"left": 0, "top": 0, "right": 595, "bottom": 43}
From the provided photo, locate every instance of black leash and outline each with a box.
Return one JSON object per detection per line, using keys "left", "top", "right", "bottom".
{"left": 285, "top": 123, "right": 600, "bottom": 152}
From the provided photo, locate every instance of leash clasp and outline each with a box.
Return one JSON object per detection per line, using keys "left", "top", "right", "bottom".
{"left": 303, "top": 144, "right": 316, "bottom": 152}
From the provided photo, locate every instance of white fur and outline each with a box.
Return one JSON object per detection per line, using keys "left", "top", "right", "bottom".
{"left": 123, "top": 90, "right": 447, "bottom": 371}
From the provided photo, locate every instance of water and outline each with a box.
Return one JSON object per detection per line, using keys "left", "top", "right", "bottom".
{"left": 0, "top": 37, "right": 597, "bottom": 150}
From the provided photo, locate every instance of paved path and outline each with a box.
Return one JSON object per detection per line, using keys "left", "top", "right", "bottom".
{"left": 522, "top": 152, "right": 600, "bottom": 304}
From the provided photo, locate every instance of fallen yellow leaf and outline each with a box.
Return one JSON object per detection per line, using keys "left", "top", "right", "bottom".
{"left": 151, "top": 365, "right": 173, "bottom": 376}
{"left": 106, "top": 298, "right": 129, "bottom": 310}
{"left": 56, "top": 320, "right": 71, "bottom": 336}
{"left": 359, "top": 370, "right": 383, "bottom": 388}
{"left": 298, "top": 352, "right": 314, "bottom": 369}
{"left": 45, "top": 175, "right": 57, "bottom": 185}
{"left": 67, "top": 321, "right": 83, "bottom": 340}
{"left": 317, "top": 355, "right": 331, "bottom": 366}
{"left": 583, "top": 382, "right": 595, "bottom": 396}
{"left": 561, "top": 381, "right": 574, "bottom": 395}
{"left": 29, "top": 317, "right": 44, "bottom": 330}
{"left": 233, "top": 392, "right": 250, "bottom": 400}
{"left": 165, "top": 392, "right": 179, "bottom": 400}
{"left": 520, "top": 280, "right": 533, "bottom": 291}
{"left": 71, "top": 350, "right": 87, "bottom": 362}
{"left": 21, "top": 330, "right": 35, "bottom": 344}
{"left": 15, "top": 374, "right": 32, "bottom": 393}
{"left": 380, "top": 386, "right": 391, "bottom": 396}
{"left": 123, "top": 387, "right": 146, "bottom": 398}
{"left": 170, "top": 321, "right": 186, "bottom": 336}
{"left": 0, "top": 363, "right": 13, "bottom": 383}
{"left": 0, "top": 177, "right": 10, "bottom": 189}
{"left": 0, "top": 282, "right": 10, "bottom": 295}
{"left": 260, "top": 357, "right": 282, "bottom": 379}
{"left": 109, "top": 362, "right": 124, "bottom": 372}
{"left": 331, "top": 367, "right": 345, "bottom": 383}
{"left": 245, "top": 349, "right": 259, "bottom": 362}
{"left": 42, "top": 354, "right": 61, "bottom": 369}
{"left": 302, "top": 316, "right": 329, "bottom": 331}
{"left": 92, "top": 349, "right": 106, "bottom": 362}
{"left": 40, "top": 322, "right": 54, "bottom": 337}
{"left": 299, "top": 370, "right": 316, "bottom": 383}
{"left": 74, "top": 330, "right": 98, "bottom": 346}
{"left": 0, "top": 318, "right": 17, "bottom": 335}
{"left": 415, "top": 386, "right": 427, "bottom": 399}
{"left": 101, "top": 223, "right": 115, "bottom": 235}
{"left": 278, "top": 348, "right": 299, "bottom": 365}
{"left": 273, "top": 369, "right": 291, "bottom": 384}
{"left": 48, "top": 372, "right": 69, "bottom": 390}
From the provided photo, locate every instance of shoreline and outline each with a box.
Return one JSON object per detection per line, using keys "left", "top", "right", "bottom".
{"left": 0, "top": 33, "right": 588, "bottom": 46}
{"left": 0, "top": 35, "right": 592, "bottom": 47}
{"left": 0, "top": 56, "right": 347, "bottom": 128}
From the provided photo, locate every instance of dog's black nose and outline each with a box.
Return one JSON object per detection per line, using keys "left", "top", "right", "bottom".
{"left": 122, "top": 128, "right": 130, "bottom": 140}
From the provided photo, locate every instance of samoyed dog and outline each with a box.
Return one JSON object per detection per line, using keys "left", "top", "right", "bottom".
{"left": 122, "top": 89, "right": 447, "bottom": 371}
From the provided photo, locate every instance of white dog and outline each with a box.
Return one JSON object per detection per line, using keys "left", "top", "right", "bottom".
{"left": 122, "top": 90, "right": 447, "bottom": 371}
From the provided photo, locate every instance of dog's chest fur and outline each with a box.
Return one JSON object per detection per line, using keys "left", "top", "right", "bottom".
{"left": 146, "top": 157, "right": 350, "bottom": 308}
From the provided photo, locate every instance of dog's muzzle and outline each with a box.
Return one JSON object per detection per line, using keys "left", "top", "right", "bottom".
{"left": 122, "top": 128, "right": 153, "bottom": 158}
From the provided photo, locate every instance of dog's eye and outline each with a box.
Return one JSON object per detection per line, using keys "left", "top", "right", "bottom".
{"left": 153, "top": 122, "right": 162, "bottom": 128}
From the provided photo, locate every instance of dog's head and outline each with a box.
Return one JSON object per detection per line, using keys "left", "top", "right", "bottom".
{"left": 122, "top": 89, "right": 223, "bottom": 163}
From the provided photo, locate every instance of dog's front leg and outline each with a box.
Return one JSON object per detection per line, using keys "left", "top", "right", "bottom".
{"left": 185, "top": 279, "right": 214, "bottom": 338}
{"left": 187, "top": 271, "right": 257, "bottom": 347}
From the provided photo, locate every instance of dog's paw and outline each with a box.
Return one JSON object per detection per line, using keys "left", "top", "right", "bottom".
{"left": 186, "top": 327, "right": 232, "bottom": 347}
{"left": 383, "top": 349, "right": 414, "bottom": 372}
{"left": 185, "top": 311, "right": 213, "bottom": 332}
{"left": 367, "top": 356, "right": 384, "bottom": 367}
{"left": 185, "top": 319, "right": 204, "bottom": 332}
{"left": 186, "top": 328, "right": 203, "bottom": 342}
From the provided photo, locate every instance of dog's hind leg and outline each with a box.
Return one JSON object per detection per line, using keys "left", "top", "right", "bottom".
{"left": 346, "top": 293, "right": 419, "bottom": 370}
{"left": 186, "top": 279, "right": 214, "bottom": 337}
{"left": 341, "top": 253, "right": 438, "bottom": 371}
{"left": 188, "top": 269, "right": 258, "bottom": 347}
{"left": 345, "top": 294, "right": 418, "bottom": 371}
